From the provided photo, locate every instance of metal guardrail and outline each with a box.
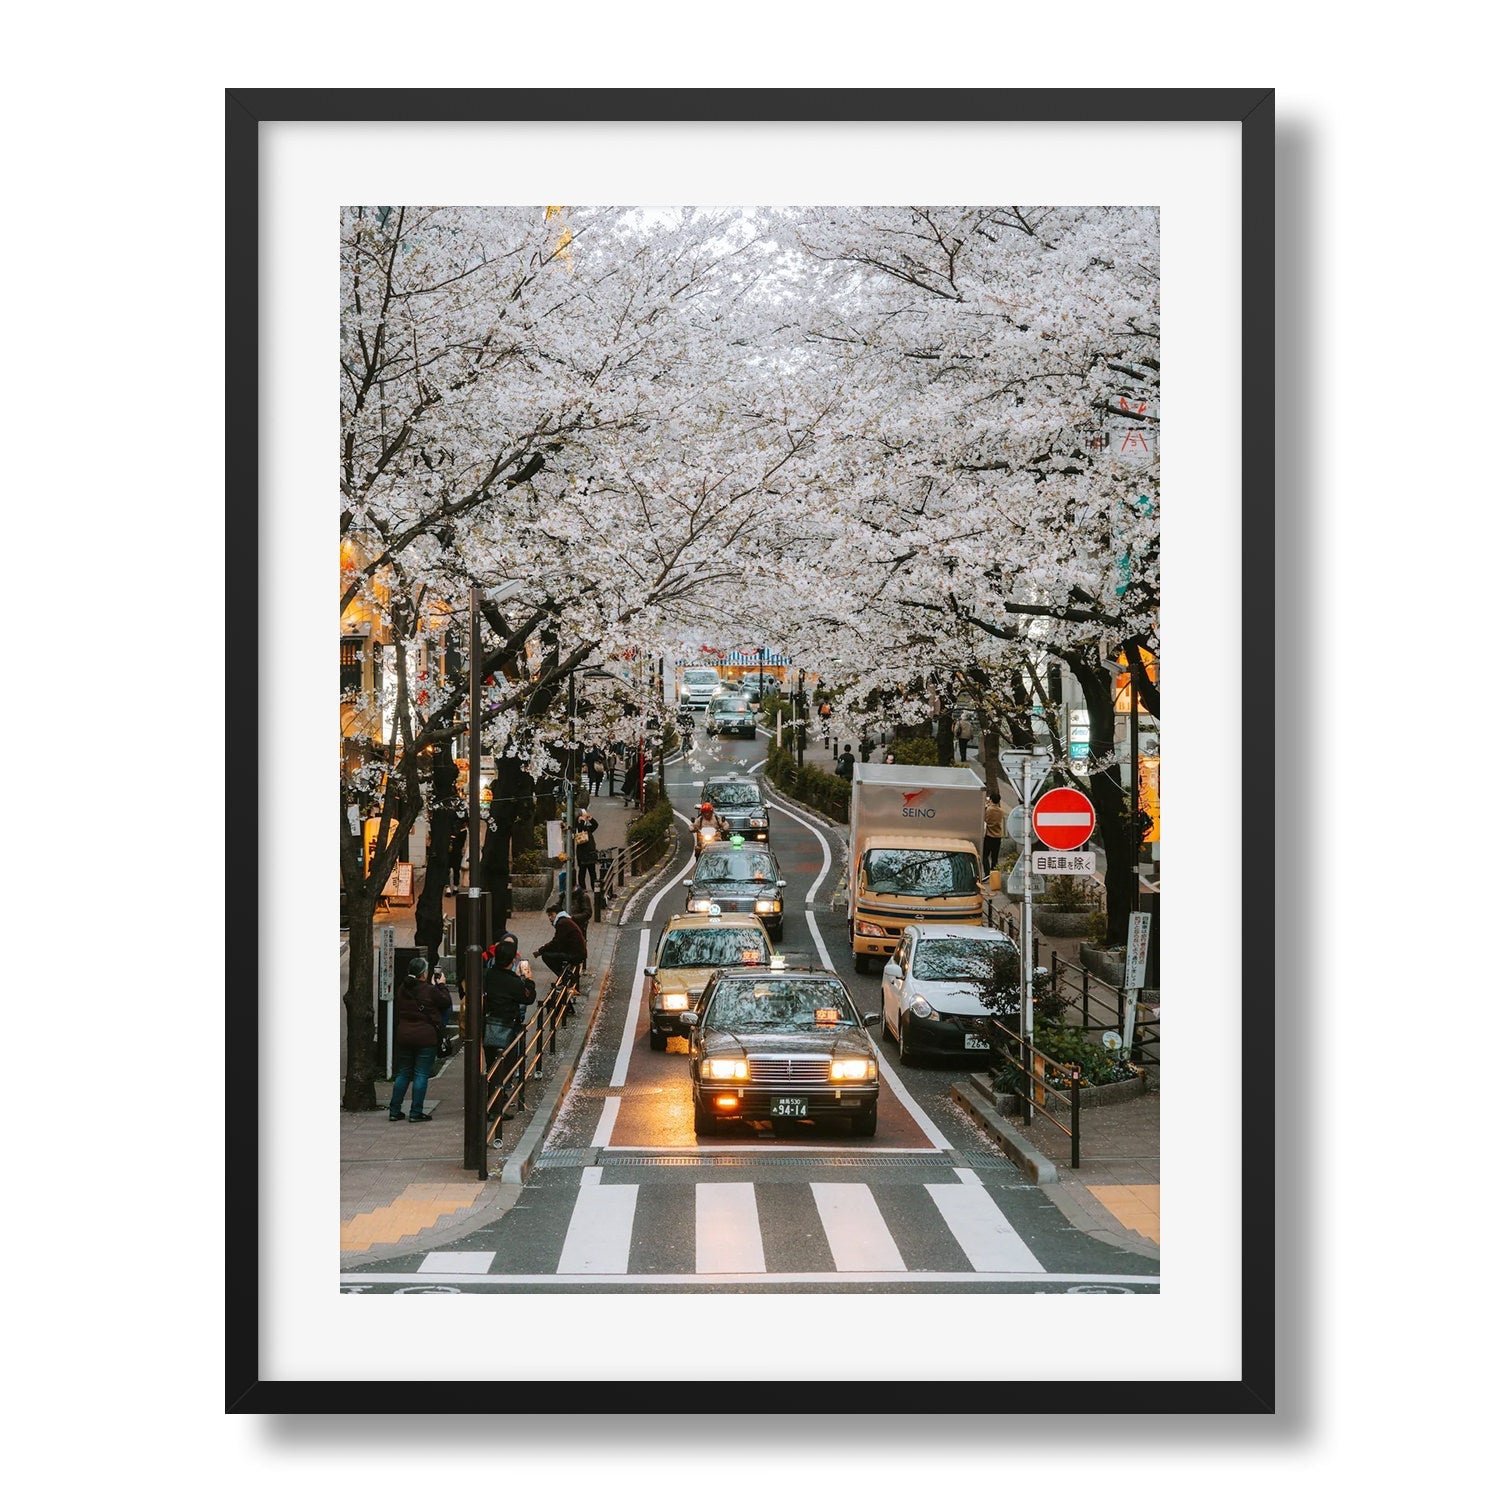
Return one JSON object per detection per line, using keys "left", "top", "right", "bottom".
{"left": 483, "top": 967, "right": 580, "bottom": 1154}
{"left": 983, "top": 902, "right": 1159, "bottom": 1068}
{"left": 984, "top": 1016, "right": 1084, "bottom": 1170}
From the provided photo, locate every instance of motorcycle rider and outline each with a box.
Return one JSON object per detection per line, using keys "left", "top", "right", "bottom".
{"left": 690, "top": 800, "right": 728, "bottom": 850}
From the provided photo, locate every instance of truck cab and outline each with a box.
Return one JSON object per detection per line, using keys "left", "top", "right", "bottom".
{"left": 847, "top": 764, "right": 986, "bottom": 972}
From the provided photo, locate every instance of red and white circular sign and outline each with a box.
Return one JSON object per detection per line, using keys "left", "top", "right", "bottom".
{"left": 1032, "top": 787, "right": 1096, "bottom": 850}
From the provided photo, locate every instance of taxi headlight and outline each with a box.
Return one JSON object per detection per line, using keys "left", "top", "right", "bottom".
{"left": 748, "top": 817, "right": 767, "bottom": 827}
{"left": 702, "top": 1058, "right": 749, "bottom": 1081}
{"left": 754, "top": 899, "right": 780, "bottom": 914}
{"left": 659, "top": 992, "right": 688, "bottom": 1010}
{"left": 830, "top": 1058, "right": 876, "bottom": 1082}
{"left": 909, "top": 996, "right": 936, "bottom": 1020}
{"left": 689, "top": 899, "right": 714, "bottom": 913}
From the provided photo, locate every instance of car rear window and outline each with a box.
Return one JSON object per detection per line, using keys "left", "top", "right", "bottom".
{"left": 707, "top": 782, "right": 761, "bottom": 806}
{"left": 659, "top": 927, "right": 771, "bottom": 968}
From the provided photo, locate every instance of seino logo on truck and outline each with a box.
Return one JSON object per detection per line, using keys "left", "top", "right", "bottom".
{"left": 900, "top": 790, "right": 935, "bottom": 819}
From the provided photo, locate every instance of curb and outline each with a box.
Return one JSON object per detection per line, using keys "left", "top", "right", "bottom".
{"left": 950, "top": 1078, "right": 1059, "bottom": 1184}
{"left": 498, "top": 922, "right": 619, "bottom": 1185}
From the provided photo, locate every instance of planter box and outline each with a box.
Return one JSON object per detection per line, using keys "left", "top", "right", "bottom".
{"left": 509, "top": 871, "right": 555, "bottom": 911}
{"left": 1079, "top": 943, "right": 1125, "bottom": 988}
{"left": 1034, "top": 907, "right": 1098, "bottom": 938}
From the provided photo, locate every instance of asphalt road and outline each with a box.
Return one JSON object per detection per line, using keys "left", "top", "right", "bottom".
{"left": 345, "top": 725, "right": 1160, "bottom": 1294}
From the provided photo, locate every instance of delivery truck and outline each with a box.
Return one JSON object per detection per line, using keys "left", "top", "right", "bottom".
{"left": 846, "top": 763, "right": 987, "bottom": 972}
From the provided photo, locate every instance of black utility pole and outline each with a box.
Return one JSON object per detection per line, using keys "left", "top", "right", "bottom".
{"left": 463, "top": 585, "right": 489, "bottom": 1175}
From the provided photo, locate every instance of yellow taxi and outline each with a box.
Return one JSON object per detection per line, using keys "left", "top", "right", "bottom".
{"left": 643, "top": 909, "right": 775, "bottom": 1052}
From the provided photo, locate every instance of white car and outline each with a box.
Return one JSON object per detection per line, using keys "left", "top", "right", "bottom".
{"left": 879, "top": 922, "right": 1021, "bottom": 1064}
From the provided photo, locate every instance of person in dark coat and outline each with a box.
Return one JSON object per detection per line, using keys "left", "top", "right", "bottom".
{"left": 574, "top": 808, "right": 601, "bottom": 892}
{"left": 388, "top": 957, "right": 445, "bottom": 1121}
{"left": 535, "top": 902, "right": 588, "bottom": 981}
{"left": 483, "top": 936, "right": 536, "bottom": 1119}
{"left": 835, "top": 744, "right": 855, "bottom": 781}
{"left": 446, "top": 824, "right": 467, "bottom": 895}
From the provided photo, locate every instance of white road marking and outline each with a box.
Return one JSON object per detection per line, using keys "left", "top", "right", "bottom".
{"left": 591, "top": 1094, "right": 622, "bottom": 1149}
{"left": 695, "top": 1182, "right": 766, "bottom": 1274}
{"left": 418, "top": 1251, "right": 495, "bottom": 1274}
{"left": 557, "top": 1180, "right": 638, "bottom": 1274}
{"left": 927, "top": 1182, "right": 1046, "bottom": 1272}
{"left": 608, "top": 929, "right": 656, "bottom": 1089}
{"left": 346, "top": 1271, "right": 1160, "bottom": 1286}
{"left": 811, "top": 1182, "right": 906, "bottom": 1272}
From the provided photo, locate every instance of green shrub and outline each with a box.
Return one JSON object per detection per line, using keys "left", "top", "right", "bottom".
{"left": 627, "top": 795, "right": 675, "bottom": 863}
{"left": 511, "top": 848, "right": 547, "bottom": 874}
{"left": 886, "top": 734, "right": 939, "bottom": 765}
{"left": 1039, "top": 875, "right": 1101, "bottom": 913}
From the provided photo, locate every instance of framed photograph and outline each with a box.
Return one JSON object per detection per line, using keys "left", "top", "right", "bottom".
{"left": 228, "top": 88, "right": 1273, "bottom": 1414}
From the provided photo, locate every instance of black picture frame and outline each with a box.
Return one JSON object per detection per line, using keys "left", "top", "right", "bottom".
{"left": 226, "top": 87, "right": 1274, "bottom": 1416}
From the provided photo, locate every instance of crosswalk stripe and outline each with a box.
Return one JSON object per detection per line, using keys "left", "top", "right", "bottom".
{"left": 557, "top": 1182, "right": 639, "bottom": 1274}
{"left": 811, "top": 1182, "right": 906, "bottom": 1272}
{"left": 926, "top": 1182, "right": 1045, "bottom": 1272}
{"left": 696, "top": 1182, "right": 766, "bottom": 1274}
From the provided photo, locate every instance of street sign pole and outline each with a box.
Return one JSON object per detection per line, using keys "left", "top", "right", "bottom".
{"left": 1021, "top": 756, "right": 1034, "bottom": 1121}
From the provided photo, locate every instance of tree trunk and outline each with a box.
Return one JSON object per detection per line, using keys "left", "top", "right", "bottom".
{"left": 1066, "top": 652, "right": 1136, "bottom": 946}
{"left": 936, "top": 706, "right": 954, "bottom": 766}
{"left": 413, "top": 803, "right": 452, "bottom": 962}
{"left": 342, "top": 888, "right": 379, "bottom": 1111}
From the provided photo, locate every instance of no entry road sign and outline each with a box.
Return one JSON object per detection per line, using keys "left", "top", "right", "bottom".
{"left": 1032, "top": 787, "right": 1096, "bottom": 850}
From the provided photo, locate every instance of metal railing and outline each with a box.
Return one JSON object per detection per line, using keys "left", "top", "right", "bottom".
{"left": 593, "top": 839, "right": 654, "bottom": 918}
{"left": 984, "top": 1016, "right": 1085, "bottom": 1170}
{"left": 483, "top": 967, "right": 580, "bottom": 1156}
{"left": 983, "top": 901, "right": 1159, "bottom": 1068}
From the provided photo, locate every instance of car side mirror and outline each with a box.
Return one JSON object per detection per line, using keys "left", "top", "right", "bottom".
{"left": 682, "top": 878, "right": 692, "bottom": 887}
{"left": 680, "top": 1011, "right": 698, "bottom": 1029}
{"left": 643, "top": 965, "right": 657, "bottom": 977}
{"left": 777, "top": 879, "right": 787, "bottom": 888}
{"left": 861, "top": 1012, "right": 880, "bottom": 1028}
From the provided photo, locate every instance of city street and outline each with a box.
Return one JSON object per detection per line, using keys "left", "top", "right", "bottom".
{"left": 342, "top": 728, "right": 1160, "bottom": 1294}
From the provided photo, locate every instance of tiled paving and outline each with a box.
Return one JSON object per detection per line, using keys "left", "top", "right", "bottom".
{"left": 1086, "top": 1183, "right": 1160, "bottom": 1244}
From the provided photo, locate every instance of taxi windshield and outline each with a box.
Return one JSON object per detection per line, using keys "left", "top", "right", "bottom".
{"left": 695, "top": 849, "right": 777, "bottom": 883}
{"left": 705, "top": 979, "right": 857, "bottom": 1030}
{"left": 658, "top": 927, "right": 772, "bottom": 969}
{"left": 707, "top": 782, "right": 761, "bottom": 807}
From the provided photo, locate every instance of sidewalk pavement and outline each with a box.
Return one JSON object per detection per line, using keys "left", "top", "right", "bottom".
{"left": 339, "top": 786, "right": 647, "bottom": 1269}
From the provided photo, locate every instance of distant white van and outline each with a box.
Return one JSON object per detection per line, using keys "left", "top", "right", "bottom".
{"left": 679, "top": 667, "right": 722, "bottom": 709}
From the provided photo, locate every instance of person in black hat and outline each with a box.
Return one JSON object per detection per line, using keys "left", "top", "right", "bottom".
{"left": 388, "top": 956, "right": 445, "bottom": 1122}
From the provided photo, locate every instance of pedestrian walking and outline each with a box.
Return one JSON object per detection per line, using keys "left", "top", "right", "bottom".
{"left": 956, "top": 715, "right": 974, "bottom": 762}
{"left": 859, "top": 736, "right": 875, "bottom": 763}
{"left": 623, "top": 747, "right": 641, "bottom": 807}
{"left": 835, "top": 744, "right": 854, "bottom": 781}
{"left": 818, "top": 699, "right": 832, "bottom": 748}
{"left": 535, "top": 901, "right": 588, "bottom": 984}
{"left": 605, "top": 744, "right": 620, "bottom": 796}
{"left": 983, "top": 793, "right": 1006, "bottom": 875}
{"left": 482, "top": 936, "right": 536, "bottom": 1120}
{"left": 388, "top": 957, "right": 445, "bottom": 1122}
{"left": 586, "top": 747, "right": 605, "bottom": 796}
{"left": 574, "top": 807, "right": 601, "bottom": 892}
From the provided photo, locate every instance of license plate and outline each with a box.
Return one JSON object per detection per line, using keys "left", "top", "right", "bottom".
{"left": 770, "top": 1097, "right": 808, "bottom": 1117}
{"left": 963, "top": 1033, "right": 990, "bottom": 1050}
